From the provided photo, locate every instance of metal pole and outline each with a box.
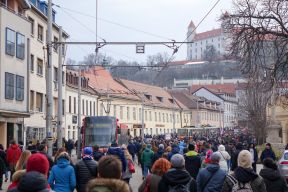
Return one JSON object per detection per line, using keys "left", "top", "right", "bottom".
{"left": 172, "top": 97, "right": 176, "bottom": 134}
{"left": 46, "top": 0, "right": 53, "bottom": 156}
{"left": 196, "top": 99, "right": 199, "bottom": 128}
{"left": 141, "top": 97, "right": 144, "bottom": 140}
{"left": 77, "top": 68, "right": 82, "bottom": 159}
{"left": 57, "top": 27, "right": 63, "bottom": 149}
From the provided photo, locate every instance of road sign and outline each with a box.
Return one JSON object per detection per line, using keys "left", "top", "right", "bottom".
{"left": 136, "top": 44, "right": 145, "bottom": 54}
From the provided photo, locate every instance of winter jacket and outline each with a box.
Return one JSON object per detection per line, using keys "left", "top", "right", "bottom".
{"left": 141, "top": 148, "right": 154, "bottom": 167}
{"left": 6, "top": 144, "right": 21, "bottom": 166}
{"left": 158, "top": 168, "right": 197, "bottom": 192}
{"left": 249, "top": 147, "right": 258, "bottom": 163}
{"left": 179, "top": 141, "right": 186, "bottom": 154}
{"left": 184, "top": 151, "right": 201, "bottom": 179}
{"left": 152, "top": 148, "right": 164, "bottom": 165}
{"left": 260, "top": 149, "right": 276, "bottom": 162}
{"left": 48, "top": 158, "right": 76, "bottom": 192}
{"left": 231, "top": 150, "right": 241, "bottom": 171}
{"left": 214, "top": 145, "right": 231, "bottom": 172}
{"left": 127, "top": 143, "right": 137, "bottom": 156}
{"left": 86, "top": 178, "right": 131, "bottom": 192}
{"left": 259, "top": 167, "right": 288, "bottom": 192}
{"left": 75, "top": 159, "right": 98, "bottom": 192}
{"left": 167, "top": 146, "right": 180, "bottom": 161}
{"left": 107, "top": 147, "right": 127, "bottom": 172}
{"left": 138, "top": 174, "right": 162, "bottom": 192}
{"left": 0, "top": 149, "right": 8, "bottom": 168}
{"left": 196, "top": 163, "right": 226, "bottom": 192}
{"left": 122, "top": 159, "right": 133, "bottom": 180}
{"left": 93, "top": 151, "right": 104, "bottom": 161}
{"left": 221, "top": 167, "right": 266, "bottom": 192}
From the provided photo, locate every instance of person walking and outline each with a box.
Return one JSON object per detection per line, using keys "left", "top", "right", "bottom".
{"left": 107, "top": 142, "right": 127, "bottom": 173}
{"left": 184, "top": 143, "right": 201, "bottom": 179}
{"left": 214, "top": 145, "right": 231, "bottom": 172}
{"left": 6, "top": 140, "right": 22, "bottom": 181}
{"left": 122, "top": 144, "right": 134, "bottom": 184}
{"left": 127, "top": 141, "right": 137, "bottom": 162}
{"left": 259, "top": 158, "right": 288, "bottom": 192}
{"left": 221, "top": 150, "right": 266, "bottom": 192}
{"left": 48, "top": 152, "right": 76, "bottom": 192}
{"left": 15, "top": 150, "right": 31, "bottom": 171}
{"left": 248, "top": 143, "right": 258, "bottom": 172}
{"left": 92, "top": 145, "right": 104, "bottom": 162}
{"left": 141, "top": 144, "right": 154, "bottom": 178}
{"left": 86, "top": 155, "right": 131, "bottom": 192}
{"left": 158, "top": 154, "right": 197, "bottom": 192}
{"left": 37, "top": 144, "right": 54, "bottom": 171}
{"left": 0, "top": 153, "right": 5, "bottom": 190}
{"left": 0, "top": 144, "right": 8, "bottom": 183}
{"left": 75, "top": 147, "right": 98, "bottom": 192}
{"left": 167, "top": 143, "right": 180, "bottom": 161}
{"left": 231, "top": 142, "right": 243, "bottom": 171}
{"left": 260, "top": 143, "right": 276, "bottom": 162}
{"left": 138, "top": 158, "right": 171, "bottom": 192}
{"left": 197, "top": 153, "right": 226, "bottom": 192}
{"left": 152, "top": 144, "right": 165, "bottom": 165}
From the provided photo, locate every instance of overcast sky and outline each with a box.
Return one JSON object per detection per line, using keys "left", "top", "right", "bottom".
{"left": 52, "top": 0, "right": 233, "bottom": 64}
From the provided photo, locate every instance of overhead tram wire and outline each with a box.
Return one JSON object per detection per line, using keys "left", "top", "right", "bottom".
{"left": 53, "top": 3, "right": 173, "bottom": 41}
{"left": 152, "top": 0, "right": 222, "bottom": 83}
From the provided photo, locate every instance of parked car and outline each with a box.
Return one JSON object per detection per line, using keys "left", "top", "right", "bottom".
{"left": 278, "top": 150, "right": 288, "bottom": 181}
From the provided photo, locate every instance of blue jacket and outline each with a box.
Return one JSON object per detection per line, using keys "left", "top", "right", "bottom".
{"left": 48, "top": 158, "right": 76, "bottom": 192}
{"left": 127, "top": 143, "right": 137, "bottom": 155}
{"left": 168, "top": 147, "right": 180, "bottom": 161}
{"left": 260, "top": 149, "right": 276, "bottom": 162}
{"left": 196, "top": 164, "right": 226, "bottom": 192}
{"left": 107, "top": 147, "right": 126, "bottom": 172}
{"left": 179, "top": 141, "right": 186, "bottom": 154}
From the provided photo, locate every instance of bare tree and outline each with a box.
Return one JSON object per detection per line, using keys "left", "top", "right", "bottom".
{"left": 203, "top": 45, "right": 217, "bottom": 63}
{"left": 221, "top": 0, "right": 288, "bottom": 84}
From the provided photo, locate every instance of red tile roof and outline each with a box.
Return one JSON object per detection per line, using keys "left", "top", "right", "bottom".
{"left": 190, "top": 83, "right": 237, "bottom": 95}
{"left": 194, "top": 28, "right": 222, "bottom": 41}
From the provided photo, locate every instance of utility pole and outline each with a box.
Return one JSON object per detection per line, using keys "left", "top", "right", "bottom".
{"left": 57, "top": 27, "right": 63, "bottom": 149}
{"left": 141, "top": 97, "right": 144, "bottom": 140}
{"left": 46, "top": 0, "right": 53, "bottom": 156}
{"left": 77, "top": 67, "right": 82, "bottom": 159}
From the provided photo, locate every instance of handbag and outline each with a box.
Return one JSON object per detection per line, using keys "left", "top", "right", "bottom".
{"left": 128, "top": 159, "right": 135, "bottom": 173}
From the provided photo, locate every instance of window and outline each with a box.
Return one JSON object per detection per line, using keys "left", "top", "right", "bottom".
{"left": 5, "top": 72, "right": 14, "bottom": 99}
{"left": 145, "top": 111, "right": 147, "bottom": 121}
{"left": 6, "top": 28, "right": 15, "bottom": 56}
{"left": 156, "top": 96, "right": 163, "bottom": 102}
{"left": 155, "top": 112, "right": 157, "bottom": 122}
{"left": 139, "top": 108, "right": 142, "bottom": 120}
{"left": 36, "top": 92, "right": 43, "bottom": 112}
{"left": 30, "top": 91, "right": 34, "bottom": 110}
{"left": 73, "top": 97, "right": 76, "bottom": 114}
{"left": 133, "top": 107, "right": 136, "bottom": 120}
{"left": 120, "top": 106, "right": 123, "bottom": 119}
{"left": 86, "top": 100, "right": 88, "bottom": 115}
{"left": 127, "top": 107, "right": 130, "bottom": 120}
{"left": 159, "top": 112, "right": 161, "bottom": 122}
{"left": 163, "top": 113, "right": 165, "bottom": 122}
{"left": 30, "top": 54, "right": 34, "bottom": 71}
{"left": 166, "top": 114, "right": 168, "bottom": 123}
{"left": 53, "top": 67, "right": 58, "bottom": 82}
{"left": 113, "top": 105, "right": 117, "bottom": 117}
{"left": 82, "top": 99, "right": 84, "bottom": 115}
{"left": 37, "top": 58, "right": 43, "bottom": 75}
{"left": 90, "top": 101, "right": 92, "bottom": 116}
{"left": 149, "top": 111, "right": 152, "bottom": 121}
{"left": 16, "top": 33, "right": 25, "bottom": 59}
{"left": 68, "top": 96, "right": 71, "bottom": 113}
{"left": 144, "top": 94, "right": 152, "bottom": 100}
{"left": 16, "top": 75, "right": 24, "bottom": 101}
{"left": 37, "top": 24, "right": 43, "bottom": 41}
{"left": 28, "top": 17, "right": 34, "bottom": 35}
{"left": 93, "top": 101, "right": 96, "bottom": 116}
{"left": 53, "top": 36, "right": 58, "bottom": 52}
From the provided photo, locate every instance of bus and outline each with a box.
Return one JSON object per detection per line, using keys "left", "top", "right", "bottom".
{"left": 177, "top": 126, "right": 221, "bottom": 139}
{"left": 81, "top": 116, "right": 129, "bottom": 149}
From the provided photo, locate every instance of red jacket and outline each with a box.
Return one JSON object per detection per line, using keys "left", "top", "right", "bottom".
{"left": 6, "top": 144, "right": 21, "bottom": 165}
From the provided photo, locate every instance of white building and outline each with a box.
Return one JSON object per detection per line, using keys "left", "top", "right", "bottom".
{"left": 0, "top": 0, "right": 31, "bottom": 148}
{"left": 23, "top": 0, "right": 68, "bottom": 143}
{"left": 191, "top": 85, "right": 238, "bottom": 128}
{"left": 187, "top": 20, "right": 228, "bottom": 61}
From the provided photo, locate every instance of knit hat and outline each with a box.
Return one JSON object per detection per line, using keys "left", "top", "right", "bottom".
{"left": 188, "top": 143, "right": 195, "bottom": 151}
{"left": 211, "top": 153, "right": 221, "bottom": 163}
{"left": 84, "top": 147, "right": 93, "bottom": 155}
{"left": 159, "top": 144, "right": 164, "bottom": 149}
{"left": 170, "top": 154, "right": 185, "bottom": 169}
{"left": 238, "top": 150, "right": 252, "bottom": 168}
{"left": 17, "top": 171, "right": 49, "bottom": 192}
{"left": 26, "top": 153, "right": 49, "bottom": 177}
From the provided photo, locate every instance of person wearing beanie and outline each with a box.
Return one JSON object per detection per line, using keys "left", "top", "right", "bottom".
{"left": 167, "top": 143, "right": 180, "bottom": 161}
{"left": 26, "top": 153, "right": 50, "bottom": 177}
{"left": 107, "top": 142, "right": 127, "bottom": 173}
{"left": 75, "top": 147, "right": 98, "bottom": 192}
{"left": 158, "top": 154, "right": 197, "bottom": 192}
{"left": 152, "top": 144, "right": 165, "bottom": 165}
{"left": 184, "top": 143, "right": 201, "bottom": 179}
{"left": 141, "top": 144, "right": 154, "bottom": 178}
{"left": 259, "top": 158, "right": 288, "bottom": 192}
{"left": 260, "top": 143, "right": 276, "bottom": 162}
{"left": 197, "top": 153, "right": 226, "bottom": 192}
{"left": 48, "top": 152, "right": 76, "bottom": 192}
{"left": 222, "top": 150, "right": 266, "bottom": 192}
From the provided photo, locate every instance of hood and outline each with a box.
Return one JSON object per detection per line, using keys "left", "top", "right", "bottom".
{"left": 157, "top": 148, "right": 164, "bottom": 155}
{"left": 185, "top": 151, "right": 198, "bottom": 157}
{"left": 235, "top": 167, "right": 258, "bottom": 183}
{"left": 206, "top": 164, "right": 220, "bottom": 173}
{"left": 162, "top": 169, "right": 191, "bottom": 186}
{"left": 259, "top": 168, "right": 281, "bottom": 181}
{"left": 145, "top": 148, "right": 152, "bottom": 152}
{"left": 179, "top": 141, "right": 185, "bottom": 147}
{"left": 86, "top": 178, "right": 130, "bottom": 192}
{"left": 11, "top": 144, "right": 19, "bottom": 150}
{"left": 108, "top": 147, "right": 122, "bottom": 154}
{"left": 218, "top": 145, "right": 225, "bottom": 152}
{"left": 57, "top": 158, "right": 70, "bottom": 168}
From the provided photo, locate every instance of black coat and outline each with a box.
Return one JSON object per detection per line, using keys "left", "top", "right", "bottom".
{"left": 158, "top": 169, "right": 197, "bottom": 192}
{"left": 231, "top": 150, "right": 241, "bottom": 171}
{"left": 75, "top": 159, "right": 98, "bottom": 192}
{"left": 259, "top": 167, "right": 288, "bottom": 192}
{"left": 184, "top": 152, "right": 201, "bottom": 179}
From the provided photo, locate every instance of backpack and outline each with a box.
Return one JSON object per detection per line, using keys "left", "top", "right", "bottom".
{"left": 168, "top": 179, "right": 191, "bottom": 192}
{"left": 227, "top": 175, "right": 253, "bottom": 192}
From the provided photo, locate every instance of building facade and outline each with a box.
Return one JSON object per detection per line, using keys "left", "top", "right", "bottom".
{"left": 0, "top": 0, "right": 31, "bottom": 148}
{"left": 187, "top": 20, "right": 228, "bottom": 61}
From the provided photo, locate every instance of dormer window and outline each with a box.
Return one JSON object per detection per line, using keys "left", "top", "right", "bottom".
{"left": 145, "top": 94, "right": 152, "bottom": 100}
{"left": 169, "top": 98, "right": 174, "bottom": 104}
{"left": 156, "top": 96, "right": 163, "bottom": 102}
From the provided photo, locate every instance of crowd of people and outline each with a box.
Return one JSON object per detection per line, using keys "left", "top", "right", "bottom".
{"left": 0, "top": 129, "right": 287, "bottom": 192}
